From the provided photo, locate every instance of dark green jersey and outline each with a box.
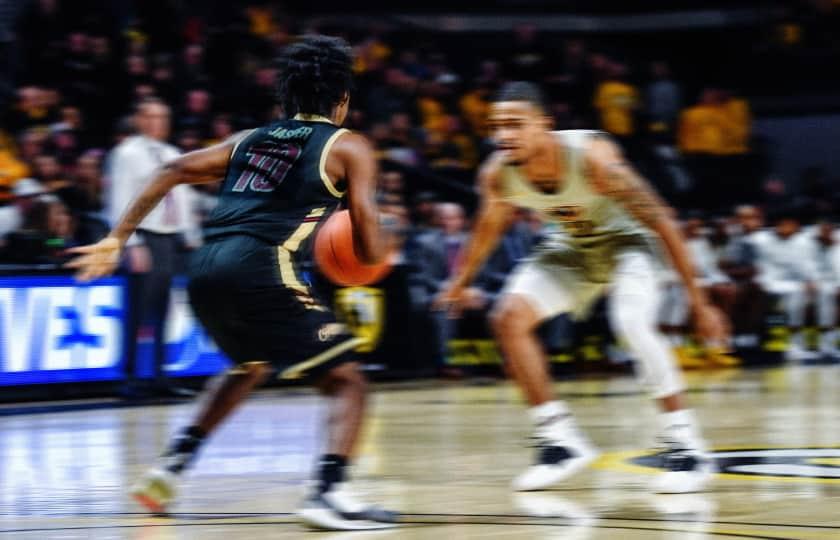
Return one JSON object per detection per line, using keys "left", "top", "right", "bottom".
{"left": 203, "top": 117, "right": 348, "bottom": 253}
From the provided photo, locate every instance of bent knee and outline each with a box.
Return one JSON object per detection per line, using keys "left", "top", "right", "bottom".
{"left": 323, "top": 361, "right": 367, "bottom": 390}
{"left": 490, "top": 295, "right": 540, "bottom": 336}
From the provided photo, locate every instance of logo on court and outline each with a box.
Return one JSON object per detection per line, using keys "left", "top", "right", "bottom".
{"left": 627, "top": 447, "right": 840, "bottom": 482}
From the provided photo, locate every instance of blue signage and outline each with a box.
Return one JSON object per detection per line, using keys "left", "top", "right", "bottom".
{"left": 0, "top": 276, "right": 126, "bottom": 385}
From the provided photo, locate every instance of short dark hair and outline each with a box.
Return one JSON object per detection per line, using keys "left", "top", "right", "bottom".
{"left": 493, "top": 81, "right": 548, "bottom": 113}
{"left": 276, "top": 34, "right": 353, "bottom": 117}
{"left": 134, "top": 96, "right": 167, "bottom": 114}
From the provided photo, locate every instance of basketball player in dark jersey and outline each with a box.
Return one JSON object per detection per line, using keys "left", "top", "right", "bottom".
{"left": 67, "top": 35, "right": 397, "bottom": 531}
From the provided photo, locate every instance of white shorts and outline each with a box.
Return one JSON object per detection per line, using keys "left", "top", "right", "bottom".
{"left": 502, "top": 250, "right": 663, "bottom": 321}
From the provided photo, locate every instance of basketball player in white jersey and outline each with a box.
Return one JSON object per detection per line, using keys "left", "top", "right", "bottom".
{"left": 437, "top": 82, "right": 729, "bottom": 493}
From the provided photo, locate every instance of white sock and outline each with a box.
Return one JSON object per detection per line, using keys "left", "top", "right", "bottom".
{"left": 530, "top": 401, "right": 580, "bottom": 442}
{"left": 529, "top": 401, "right": 570, "bottom": 426}
{"left": 660, "top": 409, "right": 705, "bottom": 451}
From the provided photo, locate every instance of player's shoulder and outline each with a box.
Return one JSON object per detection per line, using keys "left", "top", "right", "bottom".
{"left": 329, "top": 128, "right": 371, "bottom": 156}
{"left": 557, "top": 129, "right": 618, "bottom": 160}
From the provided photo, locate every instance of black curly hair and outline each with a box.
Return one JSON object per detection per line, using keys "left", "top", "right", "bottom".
{"left": 493, "top": 81, "right": 548, "bottom": 114}
{"left": 276, "top": 34, "right": 354, "bottom": 118}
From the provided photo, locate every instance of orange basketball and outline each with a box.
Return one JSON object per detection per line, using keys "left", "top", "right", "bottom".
{"left": 314, "top": 210, "right": 393, "bottom": 286}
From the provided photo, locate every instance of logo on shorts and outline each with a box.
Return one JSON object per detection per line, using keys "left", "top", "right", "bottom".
{"left": 317, "top": 323, "right": 346, "bottom": 342}
{"left": 629, "top": 447, "right": 840, "bottom": 481}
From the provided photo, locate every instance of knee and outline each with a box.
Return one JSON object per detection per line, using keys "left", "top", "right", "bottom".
{"left": 490, "top": 297, "right": 536, "bottom": 338}
{"left": 320, "top": 361, "right": 367, "bottom": 394}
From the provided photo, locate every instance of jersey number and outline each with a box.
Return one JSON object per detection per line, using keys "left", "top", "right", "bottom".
{"left": 232, "top": 142, "right": 301, "bottom": 193}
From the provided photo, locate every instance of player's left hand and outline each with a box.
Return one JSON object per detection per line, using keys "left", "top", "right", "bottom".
{"left": 691, "top": 302, "right": 731, "bottom": 350}
{"left": 433, "top": 282, "right": 468, "bottom": 318}
{"left": 64, "top": 236, "right": 122, "bottom": 282}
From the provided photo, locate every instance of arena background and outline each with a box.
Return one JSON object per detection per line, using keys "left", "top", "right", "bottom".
{"left": 1, "top": 0, "right": 840, "bottom": 401}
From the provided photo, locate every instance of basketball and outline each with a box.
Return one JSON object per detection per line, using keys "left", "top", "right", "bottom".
{"left": 314, "top": 210, "right": 392, "bottom": 286}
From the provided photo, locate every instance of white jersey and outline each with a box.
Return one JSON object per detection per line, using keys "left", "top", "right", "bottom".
{"left": 498, "top": 130, "right": 657, "bottom": 284}
{"left": 748, "top": 229, "right": 817, "bottom": 284}
{"left": 687, "top": 237, "right": 729, "bottom": 284}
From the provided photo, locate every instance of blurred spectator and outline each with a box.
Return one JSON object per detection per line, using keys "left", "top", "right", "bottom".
{"left": 7, "top": 87, "right": 56, "bottom": 134}
{"left": 179, "top": 44, "right": 208, "bottom": 88}
{"left": 750, "top": 208, "right": 819, "bottom": 361}
{"left": 407, "top": 202, "right": 471, "bottom": 368}
{"left": 31, "top": 153, "right": 85, "bottom": 213}
{"left": 593, "top": 62, "right": 639, "bottom": 140}
{"left": 0, "top": 132, "right": 30, "bottom": 199}
{"left": 646, "top": 61, "right": 682, "bottom": 139}
{"left": 73, "top": 150, "right": 104, "bottom": 213}
{"left": 459, "top": 81, "right": 491, "bottom": 138}
{"left": 719, "top": 205, "right": 766, "bottom": 345}
{"left": 176, "top": 129, "right": 203, "bottom": 153}
{"left": 17, "top": 128, "right": 48, "bottom": 166}
{"left": 678, "top": 88, "right": 729, "bottom": 155}
{"left": 506, "top": 23, "right": 547, "bottom": 81}
{"left": 208, "top": 113, "right": 235, "bottom": 146}
{"left": 0, "top": 178, "right": 45, "bottom": 240}
{"left": 719, "top": 89, "right": 751, "bottom": 155}
{"left": 179, "top": 88, "right": 212, "bottom": 136}
{"left": 1, "top": 197, "right": 76, "bottom": 264}
{"left": 810, "top": 219, "right": 840, "bottom": 358}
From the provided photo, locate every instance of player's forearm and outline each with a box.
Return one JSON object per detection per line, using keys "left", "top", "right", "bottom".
{"left": 451, "top": 207, "right": 510, "bottom": 288}
{"left": 349, "top": 199, "right": 388, "bottom": 265}
{"left": 655, "top": 217, "right": 709, "bottom": 308}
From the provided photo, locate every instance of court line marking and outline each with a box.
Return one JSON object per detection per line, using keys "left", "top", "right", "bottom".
{"left": 1, "top": 512, "right": 838, "bottom": 538}
{"left": 0, "top": 521, "right": 818, "bottom": 540}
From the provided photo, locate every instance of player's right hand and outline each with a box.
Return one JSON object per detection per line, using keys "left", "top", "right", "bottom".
{"left": 692, "top": 302, "right": 731, "bottom": 350}
{"left": 64, "top": 236, "right": 122, "bottom": 282}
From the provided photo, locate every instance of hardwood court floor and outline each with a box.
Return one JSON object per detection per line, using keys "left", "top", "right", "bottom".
{"left": 1, "top": 365, "right": 839, "bottom": 539}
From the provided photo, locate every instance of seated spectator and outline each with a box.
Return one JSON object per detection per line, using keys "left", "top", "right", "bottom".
{"left": 2, "top": 197, "right": 77, "bottom": 264}
{"left": 807, "top": 219, "right": 840, "bottom": 358}
{"left": 0, "top": 178, "right": 45, "bottom": 242}
{"left": 749, "top": 208, "right": 820, "bottom": 361}
{"left": 718, "top": 205, "right": 767, "bottom": 347}
{"left": 406, "top": 202, "right": 471, "bottom": 372}
{"left": 73, "top": 150, "right": 104, "bottom": 213}
{"left": 659, "top": 215, "right": 739, "bottom": 367}
{"left": 31, "top": 153, "right": 87, "bottom": 213}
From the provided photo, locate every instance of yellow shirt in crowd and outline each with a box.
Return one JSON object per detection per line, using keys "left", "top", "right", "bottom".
{"left": 593, "top": 81, "right": 639, "bottom": 136}
{"left": 678, "top": 100, "right": 750, "bottom": 155}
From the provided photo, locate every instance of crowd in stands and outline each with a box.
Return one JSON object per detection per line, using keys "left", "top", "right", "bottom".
{"left": 2, "top": 1, "right": 840, "bottom": 369}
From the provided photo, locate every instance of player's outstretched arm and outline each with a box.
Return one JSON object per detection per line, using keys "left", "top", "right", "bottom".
{"left": 585, "top": 136, "right": 730, "bottom": 345}
{"left": 66, "top": 135, "right": 244, "bottom": 281}
{"left": 434, "top": 154, "right": 515, "bottom": 313}
{"left": 333, "top": 132, "right": 391, "bottom": 265}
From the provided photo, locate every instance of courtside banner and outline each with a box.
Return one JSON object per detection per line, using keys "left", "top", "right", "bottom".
{"left": 0, "top": 276, "right": 126, "bottom": 385}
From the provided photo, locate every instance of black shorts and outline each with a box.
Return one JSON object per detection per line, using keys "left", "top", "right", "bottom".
{"left": 186, "top": 234, "right": 359, "bottom": 380}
